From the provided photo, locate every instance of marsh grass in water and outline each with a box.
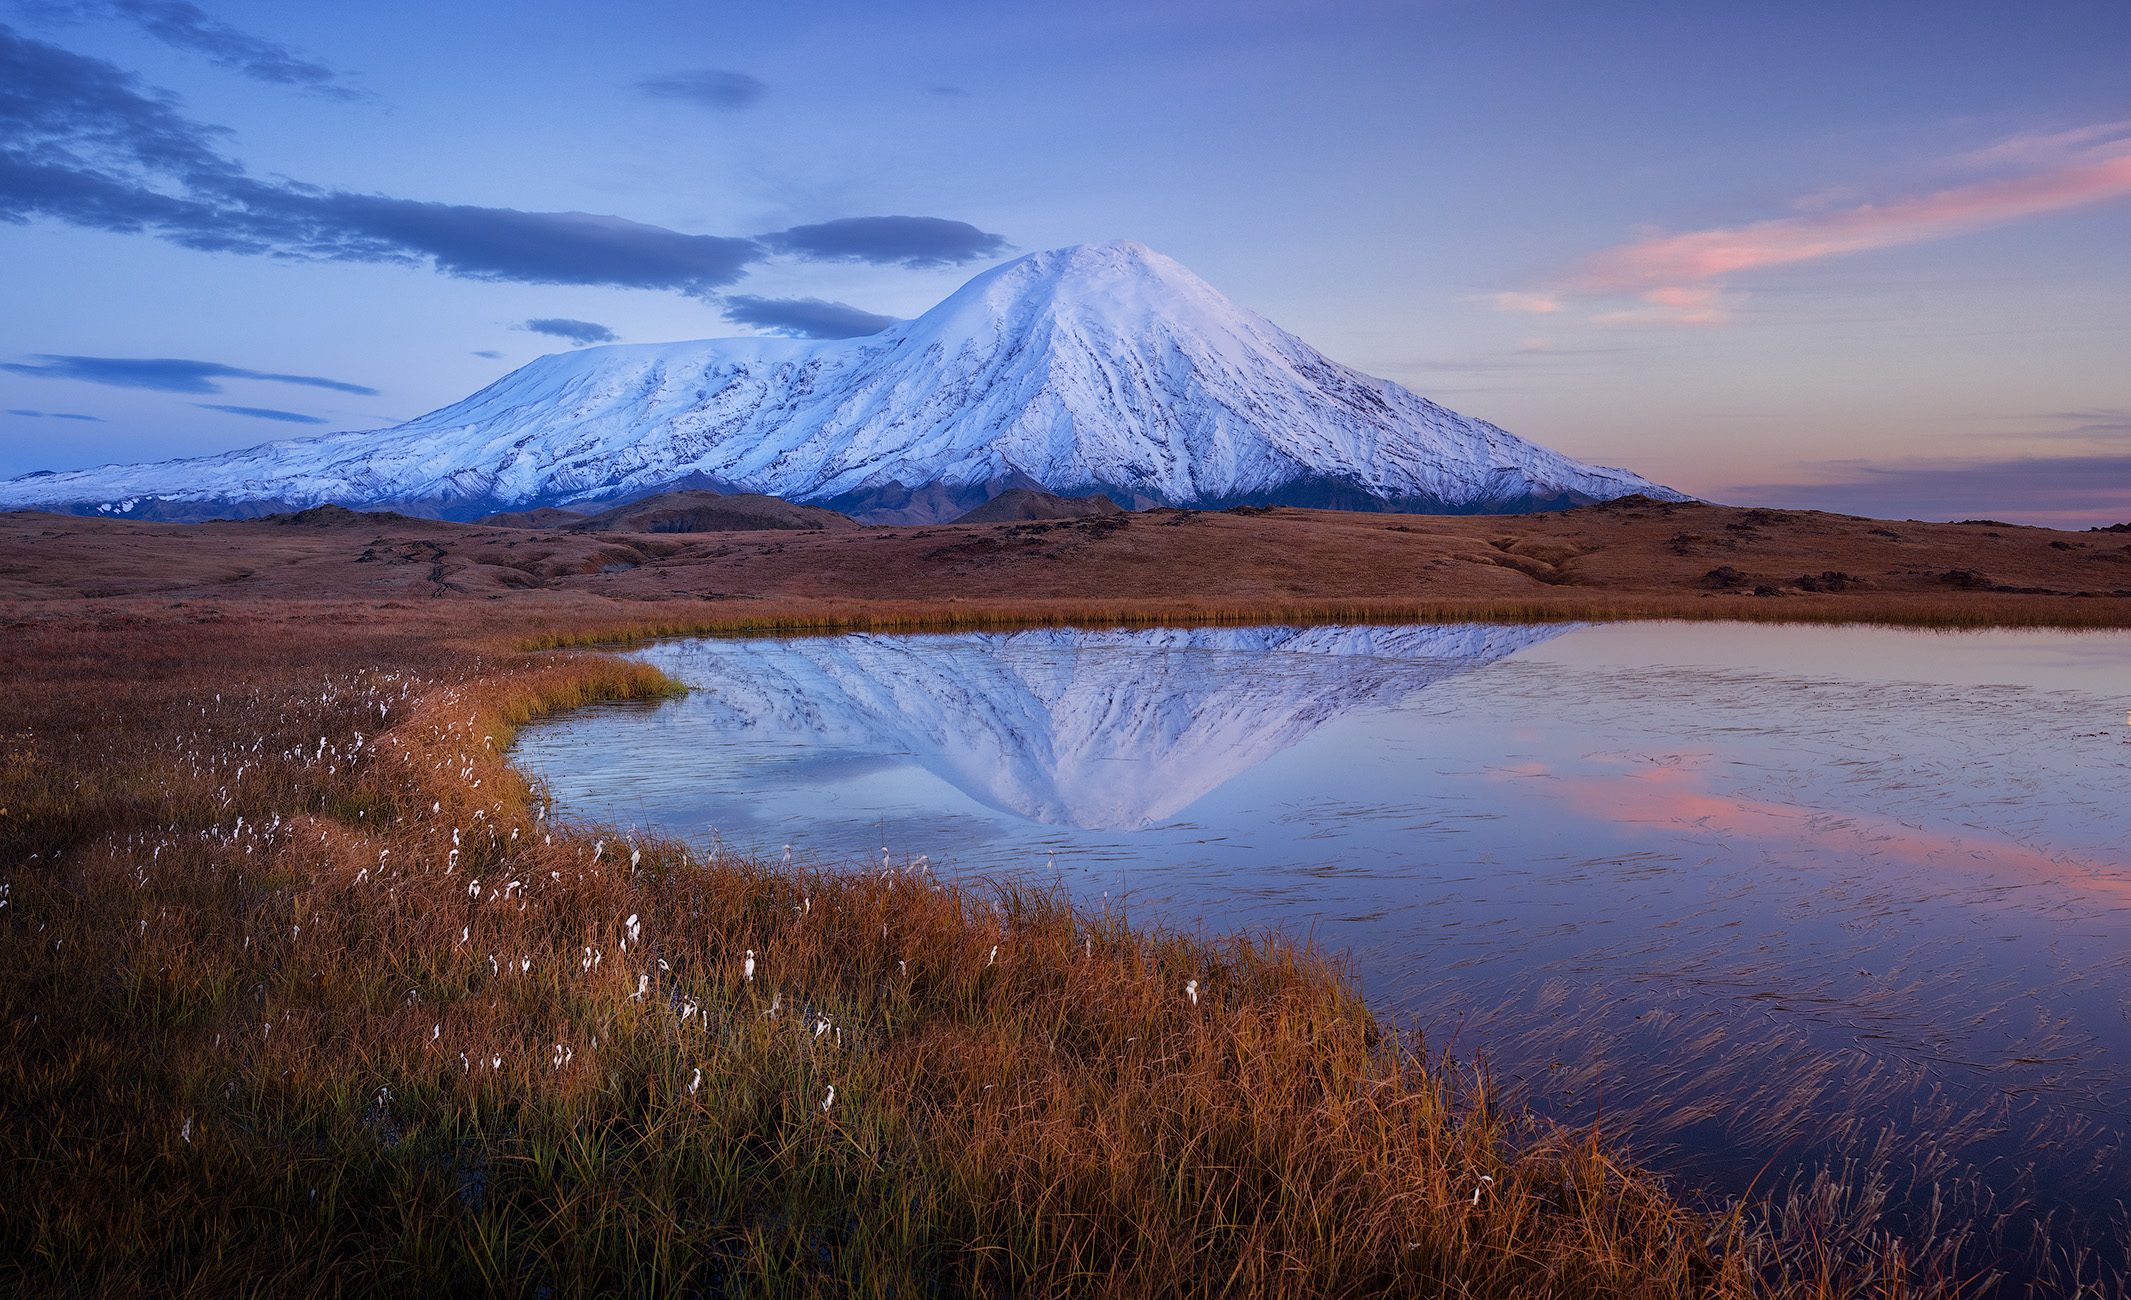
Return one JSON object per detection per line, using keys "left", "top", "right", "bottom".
{"left": 0, "top": 602, "right": 2016, "bottom": 1296}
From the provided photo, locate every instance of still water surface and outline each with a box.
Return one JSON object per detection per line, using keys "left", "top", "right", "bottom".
{"left": 515, "top": 622, "right": 2131, "bottom": 1222}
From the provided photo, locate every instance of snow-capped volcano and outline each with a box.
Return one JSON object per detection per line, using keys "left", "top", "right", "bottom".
{"left": 1, "top": 241, "right": 1688, "bottom": 523}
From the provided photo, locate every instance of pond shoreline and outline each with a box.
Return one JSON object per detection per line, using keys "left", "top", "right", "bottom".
{"left": 517, "top": 618, "right": 2131, "bottom": 1296}
{"left": 13, "top": 596, "right": 2082, "bottom": 1295}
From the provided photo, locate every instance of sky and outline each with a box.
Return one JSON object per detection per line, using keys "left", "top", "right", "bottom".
{"left": 2, "top": 0, "right": 2127, "bottom": 526}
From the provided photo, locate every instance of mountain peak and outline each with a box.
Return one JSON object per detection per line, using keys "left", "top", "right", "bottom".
{"left": 903, "top": 239, "right": 1250, "bottom": 343}
{"left": 0, "top": 242, "right": 1690, "bottom": 523}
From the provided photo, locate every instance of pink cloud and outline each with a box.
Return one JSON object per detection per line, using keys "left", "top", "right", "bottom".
{"left": 1494, "top": 127, "right": 2131, "bottom": 326}
{"left": 1592, "top": 285, "right": 1734, "bottom": 328}
{"left": 1578, "top": 152, "right": 2131, "bottom": 291}
{"left": 1487, "top": 290, "right": 1564, "bottom": 314}
{"left": 1942, "top": 120, "right": 2131, "bottom": 175}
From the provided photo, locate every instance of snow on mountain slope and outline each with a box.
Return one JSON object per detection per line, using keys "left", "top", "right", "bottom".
{"left": 640, "top": 622, "right": 1567, "bottom": 831}
{"left": 0, "top": 241, "right": 1688, "bottom": 522}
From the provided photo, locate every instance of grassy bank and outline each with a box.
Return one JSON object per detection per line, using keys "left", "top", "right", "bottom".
{"left": 514, "top": 593, "right": 2131, "bottom": 652}
{"left": 1, "top": 601, "right": 1958, "bottom": 1296}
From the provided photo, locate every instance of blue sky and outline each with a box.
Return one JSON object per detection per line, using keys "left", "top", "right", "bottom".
{"left": 3, "top": 0, "right": 2127, "bottom": 524}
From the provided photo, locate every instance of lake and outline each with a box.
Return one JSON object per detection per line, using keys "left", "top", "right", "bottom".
{"left": 513, "top": 621, "right": 2131, "bottom": 1237}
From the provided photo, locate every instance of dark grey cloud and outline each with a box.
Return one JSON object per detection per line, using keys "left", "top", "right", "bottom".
{"left": 22, "top": 0, "right": 362, "bottom": 99}
{"left": 1729, "top": 453, "right": 2131, "bottom": 524}
{"left": 722, "top": 295, "right": 897, "bottom": 339}
{"left": 926, "top": 85, "right": 969, "bottom": 98}
{"left": 761, "top": 216, "right": 1009, "bottom": 268}
{"left": 1, "top": 354, "right": 376, "bottom": 394}
{"left": 523, "top": 317, "right": 617, "bottom": 345}
{"left": 2, "top": 24, "right": 238, "bottom": 176}
{"left": 471, "top": 350, "right": 502, "bottom": 358}
{"left": 2, "top": 29, "right": 1010, "bottom": 301}
{"left": 194, "top": 402, "right": 326, "bottom": 423}
{"left": 279, "top": 194, "right": 763, "bottom": 292}
{"left": 7, "top": 407, "right": 105, "bottom": 419}
{"left": 0, "top": 23, "right": 760, "bottom": 292}
{"left": 635, "top": 68, "right": 766, "bottom": 110}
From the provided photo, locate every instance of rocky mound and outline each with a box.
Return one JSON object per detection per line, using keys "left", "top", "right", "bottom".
{"left": 953, "top": 489, "right": 1125, "bottom": 525}
{"left": 574, "top": 490, "right": 860, "bottom": 534}
{"left": 472, "top": 507, "right": 592, "bottom": 529}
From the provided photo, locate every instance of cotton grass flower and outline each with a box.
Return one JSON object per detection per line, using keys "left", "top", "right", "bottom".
{"left": 743, "top": 949, "right": 755, "bottom": 982}
{"left": 1186, "top": 979, "right": 1199, "bottom": 1005}
{"left": 821, "top": 1085, "right": 835, "bottom": 1113}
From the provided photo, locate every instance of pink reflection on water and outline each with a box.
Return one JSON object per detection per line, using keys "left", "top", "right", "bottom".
{"left": 1493, "top": 752, "right": 2131, "bottom": 904}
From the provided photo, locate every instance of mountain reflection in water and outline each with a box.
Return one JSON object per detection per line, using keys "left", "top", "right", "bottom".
{"left": 651, "top": 623, "right": 1561, "bottom": 830}
{"left": 516, "top": 621, "right": 2131, "bottom": 1253}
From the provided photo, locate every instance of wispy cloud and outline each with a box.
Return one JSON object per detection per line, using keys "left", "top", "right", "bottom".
{"left": 1, "top": 354, "right": 376, "bottom": 394}
{"left": 1728, "top": 452, "right": 2131, "bottom": 528}
{"left": 522, "top": 318, "right": 617, "bottom": 346}
{"left": 635, "top": 68, "right": 766, "bottom": 111}
{"left": 194, "top": 403, "right": 327, "bottom": 423}
{"left": 1485, "top": 291, "right": 1562, "bottom": 315}
{"left": 6, "top": 407, "right": 104, "bottom": 420}
{"left": 1495, "top": 124, "right": 2131, "bottom": 326}
{"left": 23, "top": 0, "right": 365, "bottom": 99}
{"left": 2017, "top": 409, "right": 2131, "bottom": 444}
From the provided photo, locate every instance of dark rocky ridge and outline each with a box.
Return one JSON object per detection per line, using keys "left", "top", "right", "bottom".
{"left": 952, "top": 489, "right": 1125, "bottom": 524}
{"left": 480, "top": 490, "right": 860, "bottom": 534}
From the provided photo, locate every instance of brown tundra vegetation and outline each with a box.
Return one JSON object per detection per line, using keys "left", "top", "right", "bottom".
{"left": 6, "top": 498, "right": 2126, "bottom": 1296}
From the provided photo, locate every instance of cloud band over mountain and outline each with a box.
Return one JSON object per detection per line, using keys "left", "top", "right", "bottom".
{"left": 721, "top": 295, "right": 897, "bottom": 339}
{"left": 195, "top": 403, "right": 327, "bottom": 423}
{"left": 0, "top": 26, "right": 1007, "bottom": 297}
{"left": 523, "top": 318, "right": 619, "bottom": 345}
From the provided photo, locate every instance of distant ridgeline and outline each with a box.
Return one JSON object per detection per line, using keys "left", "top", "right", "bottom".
{"left": 0, "top": 242, "right": 1689, "bottom": 526}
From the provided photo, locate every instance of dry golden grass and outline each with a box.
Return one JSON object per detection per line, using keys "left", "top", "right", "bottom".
{"left": 0, "top": 599, "right": 1974, "bottom": 1297}
{"left": 6, "top": 499, "right": 2130, "bottom": 628}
